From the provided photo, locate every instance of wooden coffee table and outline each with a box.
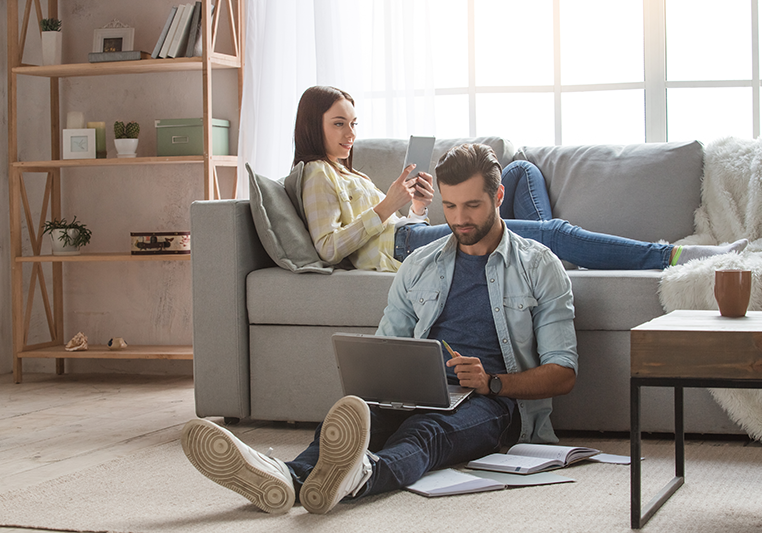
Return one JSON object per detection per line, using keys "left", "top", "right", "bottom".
{"left": 630, "top": 310, "right": 762, "bottom": 528}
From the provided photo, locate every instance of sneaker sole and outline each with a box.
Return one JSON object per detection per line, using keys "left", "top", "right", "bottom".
{"left": 300, "top": 396, "right": 370, "bottom": 514}
{"left": 181, "top": 419, "right": 294, "bottom": 514}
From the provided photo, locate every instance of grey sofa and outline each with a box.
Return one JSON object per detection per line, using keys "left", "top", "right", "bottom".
{"left": 191, "top": 136, "right": 744, "bottom": 435}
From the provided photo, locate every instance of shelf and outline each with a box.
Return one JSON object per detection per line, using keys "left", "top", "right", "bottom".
{"left": 13, "top": 54, "right": 240, "bottom": 78}
{"left": 13, "top": 155, "right": 238, "bottom": 169}
{"left": 16, "top": 252, "right": 191, "bottom": 263}
{"left": 19, "top": 344, "right": 193, "bottom": 360}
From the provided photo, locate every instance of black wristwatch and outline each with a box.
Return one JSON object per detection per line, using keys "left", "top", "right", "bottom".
{"left": 488, "top": 374, "right": 502, "bottom": 397}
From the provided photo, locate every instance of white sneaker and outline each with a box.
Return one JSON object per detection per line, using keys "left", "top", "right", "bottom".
{"left": 301, "top": 395, "right": 373, "bottom": 514}
{"left": 181, "top": 419, "right": 295, "bottom": 514}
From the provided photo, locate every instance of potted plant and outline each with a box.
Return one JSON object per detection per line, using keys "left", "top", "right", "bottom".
{"left": 114, "top": 121, "right": 140, "bottom": 158}
{"left": 41, "top": 18, "right": 62, "bottom": 66}
{"left": 43, "top": 216, "right": 92, "bottom": 256}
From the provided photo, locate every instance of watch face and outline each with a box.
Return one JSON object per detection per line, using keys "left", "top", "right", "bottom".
{"left": 489, "top": 375, "right": 502, "bottom": 394}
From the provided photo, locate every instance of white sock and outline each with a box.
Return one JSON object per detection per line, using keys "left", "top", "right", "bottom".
{"left": 672, "top": 239, "right": 749, "bottom": 266}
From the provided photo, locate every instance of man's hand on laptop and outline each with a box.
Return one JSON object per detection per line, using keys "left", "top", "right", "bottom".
{"left": 446, "top": 353, "right": 489, "bottom": 395}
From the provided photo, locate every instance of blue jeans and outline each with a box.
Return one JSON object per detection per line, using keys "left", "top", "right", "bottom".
{"left": 393, "top": 161, "right": 673, "bottom": 270}
{"left": 287, "top": 395, "right": 517, "bottom": 500}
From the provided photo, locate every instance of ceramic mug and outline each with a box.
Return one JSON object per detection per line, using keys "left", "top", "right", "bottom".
{"left": 714, "top": 269, "right": 752, "bottom": 318}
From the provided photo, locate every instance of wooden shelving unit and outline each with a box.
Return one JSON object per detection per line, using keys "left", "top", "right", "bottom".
{"left": 7, "top": 0, "right": 244, "bottom": 382}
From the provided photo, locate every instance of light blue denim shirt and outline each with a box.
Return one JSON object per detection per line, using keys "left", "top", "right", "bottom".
{"left": 376, "top": 226, "right": 578, "bottom": 444}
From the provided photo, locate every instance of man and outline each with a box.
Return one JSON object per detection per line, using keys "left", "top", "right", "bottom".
{"left": 181, "top": 143, "right": 578, "bottom": 514}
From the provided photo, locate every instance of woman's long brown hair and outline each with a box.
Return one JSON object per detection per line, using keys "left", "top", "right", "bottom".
{"left": 293, "top": 86, "right": 355, "bottom": 172}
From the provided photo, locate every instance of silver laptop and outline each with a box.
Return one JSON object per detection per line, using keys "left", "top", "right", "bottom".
{"left": 332, "top": 333, "right": 474, "bottom": 411}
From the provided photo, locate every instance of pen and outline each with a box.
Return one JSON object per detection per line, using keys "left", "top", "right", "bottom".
{"left": 441, "top": 340, "right": 457, "bottom": 359}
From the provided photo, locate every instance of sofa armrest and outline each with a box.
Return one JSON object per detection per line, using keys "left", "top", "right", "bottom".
{"left": 190, "top": 199, "right": 274, "bottom": 419}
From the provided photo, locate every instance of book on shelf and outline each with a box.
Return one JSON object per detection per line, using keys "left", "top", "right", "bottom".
{"left": 184, "top": 2, "right": 203, "bottom": 58}
{"left": 152, "top": 5, "right": 178, "bottom": 59}
{"left": 168, "top": 3, "right": 196, "bottom": 58}
{"left": 159, "top": 4, "right": 187, "bottom": 58}
{"left": 466, "top": 443, "right": 602, "bottom": 475}
{"left": 405, "top": 468, "right": 574, "bottom": 497}
{"left": 88, "top": 51, "right": 151, "bottom": 63}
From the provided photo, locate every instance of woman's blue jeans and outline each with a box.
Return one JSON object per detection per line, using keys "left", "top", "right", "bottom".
{"left": 394, "top": 160, "right": 673, "bottom": 270}
{"left": 286, "top": 395, "right": 517, "bottom": 500}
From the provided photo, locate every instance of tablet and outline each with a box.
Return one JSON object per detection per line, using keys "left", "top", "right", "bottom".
{"left": 403, "top": 135, "right": 436, "bottom": 179}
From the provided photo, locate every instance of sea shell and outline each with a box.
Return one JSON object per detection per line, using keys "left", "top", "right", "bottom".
{"left": 64, "top": 332, "right": 88, "bottom": 352}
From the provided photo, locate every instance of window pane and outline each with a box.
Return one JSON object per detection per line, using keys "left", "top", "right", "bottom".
{"left": 475, "top": 0, "right": 554, "bottom": 86}
{"left": 666, "top": 0, "right": 751, "bottom": 81}
{"left": 475, "top": 93, "right": 555, "bottom": 146}
{"left": 432, "top": 0, "right": 469, "bottom": 88}
{"left": 435, "top": 95, "right": 470, "bottom": 138}
{"left": 360, "top": 96, "right": 436, "bottom": 139}
{"left": 562, "top": 90, "right": 645, "bottom": 144}
{"left": 667, "top": 87, "right": 752, "bottom": 143}
{"left": 560, "top": 0, "right": 643, "bottom": 85}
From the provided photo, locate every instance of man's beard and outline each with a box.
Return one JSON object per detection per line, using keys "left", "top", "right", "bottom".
{"left": 448, "top": 209, "right": 497, "bottom": 246}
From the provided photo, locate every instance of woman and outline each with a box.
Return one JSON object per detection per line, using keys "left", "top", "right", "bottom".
{"left": 295, "top": 86, "right": 747, "bottom": 272}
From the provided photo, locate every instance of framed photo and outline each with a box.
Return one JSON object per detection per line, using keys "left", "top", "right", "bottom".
{"left": 92, "top": 26, "right": 134, "bottom": 53}
{"left": 63, "top": 129, "right": 96, "bottom": 159}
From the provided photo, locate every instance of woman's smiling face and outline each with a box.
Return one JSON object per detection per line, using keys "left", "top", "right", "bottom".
{"left": 322, "top": 97, "right": 357, "bottom": 162}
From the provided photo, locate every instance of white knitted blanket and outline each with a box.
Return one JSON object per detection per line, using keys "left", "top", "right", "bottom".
{"left": 658, "top": 136, "right": 762, "bottom": 440}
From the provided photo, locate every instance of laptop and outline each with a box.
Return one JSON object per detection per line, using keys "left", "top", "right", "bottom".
{"left": 332, "top": 333, "right": 474, "bottom": 411}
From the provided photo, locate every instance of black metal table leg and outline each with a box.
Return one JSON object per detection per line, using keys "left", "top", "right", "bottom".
{"left": 631, "top": 380, "right": 686, "bottom": 528}
{"left": 630, "top": 379, "right": 641, "bottom": 528}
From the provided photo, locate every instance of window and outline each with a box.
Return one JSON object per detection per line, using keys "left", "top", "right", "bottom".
{"left": 355, "top": 0, "right": 760, "bottom": 145}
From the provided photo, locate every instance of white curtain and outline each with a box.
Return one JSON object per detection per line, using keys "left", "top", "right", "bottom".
{"left": 237, "top": 0, "right": 437, "bottom": 197}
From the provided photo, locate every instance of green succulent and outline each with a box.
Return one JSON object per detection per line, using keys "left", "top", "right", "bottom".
{"left": 114, "top": 121, "right": 140, "bottom": 139}
{"left": 41, "top": 18, "right": 62, "bottom": 32}
{"left": 42, "top": 217, "right": 92, "bottom": 248}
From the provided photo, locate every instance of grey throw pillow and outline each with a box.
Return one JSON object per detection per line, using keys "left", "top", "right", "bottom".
{"left": 282, "top": 161, "right": 308, "bottom": 225}
{"left": 247, "top": 162, "right": 333, "bottom": 274}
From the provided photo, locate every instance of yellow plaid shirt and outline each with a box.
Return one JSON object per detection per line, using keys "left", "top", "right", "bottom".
{"left": 303, "top": 160, "right": 424, "bottom": 272}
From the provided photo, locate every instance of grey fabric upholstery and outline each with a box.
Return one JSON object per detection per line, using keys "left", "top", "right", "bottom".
{"left": 190, "top": 137, "right": 743, "bottom": 434}
{"left": 247, "top": 163, "right": 333, "bottom": 273}
{"left": 515, "top": 141, "right": 703, "bottom": 243}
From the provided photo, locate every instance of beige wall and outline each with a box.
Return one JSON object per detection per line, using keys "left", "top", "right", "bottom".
{"left": 2, "top": 2, "right": 240, "bottom": 376}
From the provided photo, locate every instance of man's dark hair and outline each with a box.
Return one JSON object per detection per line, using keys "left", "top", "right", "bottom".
{"left": 434, "top": 143, "right": 502, "bottom": 199}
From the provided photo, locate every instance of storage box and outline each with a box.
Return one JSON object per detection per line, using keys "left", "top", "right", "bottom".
{"left": 130, "top": 232, "right": 191, "bottom": 255}
{"left": 155, "top": 118, "right": 229, "bottom": 156}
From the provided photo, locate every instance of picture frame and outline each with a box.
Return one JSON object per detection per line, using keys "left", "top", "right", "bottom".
{"left": 92, "top": 25, "right": 134, "bottom": 53}
{"left": 63, "top": 129, "right": 96, "bottom": 159}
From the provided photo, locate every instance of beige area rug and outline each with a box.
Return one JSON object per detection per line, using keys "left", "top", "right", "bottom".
{"left": 1, "top": 426, "right": 761, "bottom": 533}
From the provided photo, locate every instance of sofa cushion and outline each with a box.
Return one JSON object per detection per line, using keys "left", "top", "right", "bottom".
{"left": 247, "top": 163, "right": 333, "bottom": 274}
{"left": 353, "top": 136, "right": 516, "bottom": 226}
{"left": 514, "top": 141, "right": 703, "bottom": 244}
{"left": 282, "top": 161, "right": 308, "bottom": 226}
{"left": 247, "top": 268, "right": 395, "bottom": 327}
{"left": 566, "top": 269, "right": 664, "bottom": 331}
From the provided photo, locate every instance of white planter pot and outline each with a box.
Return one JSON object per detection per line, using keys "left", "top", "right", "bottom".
{"left": 50, "top": 228, "right": 81, "bottom": 256}
{"left": 41, "top": 31, "right": 62, "bottom": 66}
{"left": 114, "top": 138, "right": 139, "bottom": 158}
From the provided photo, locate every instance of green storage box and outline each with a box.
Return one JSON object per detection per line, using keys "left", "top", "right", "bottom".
{"left": 155, "top": 118, "right": 230, "bottom": 156}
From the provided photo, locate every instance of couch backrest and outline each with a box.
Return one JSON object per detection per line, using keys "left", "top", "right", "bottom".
{"left": 515, "top": 141, "right": 704, "bottom": 243}
{"left": 353, "top": 136, "right": 516, "bottom": 225}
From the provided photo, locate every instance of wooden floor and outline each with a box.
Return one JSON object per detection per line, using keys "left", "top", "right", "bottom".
{"left": 1, "top": 372, "right": 758, "bottom": 533}
{"left": 0, "top": 372, "right": 201, "bottom": 533}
